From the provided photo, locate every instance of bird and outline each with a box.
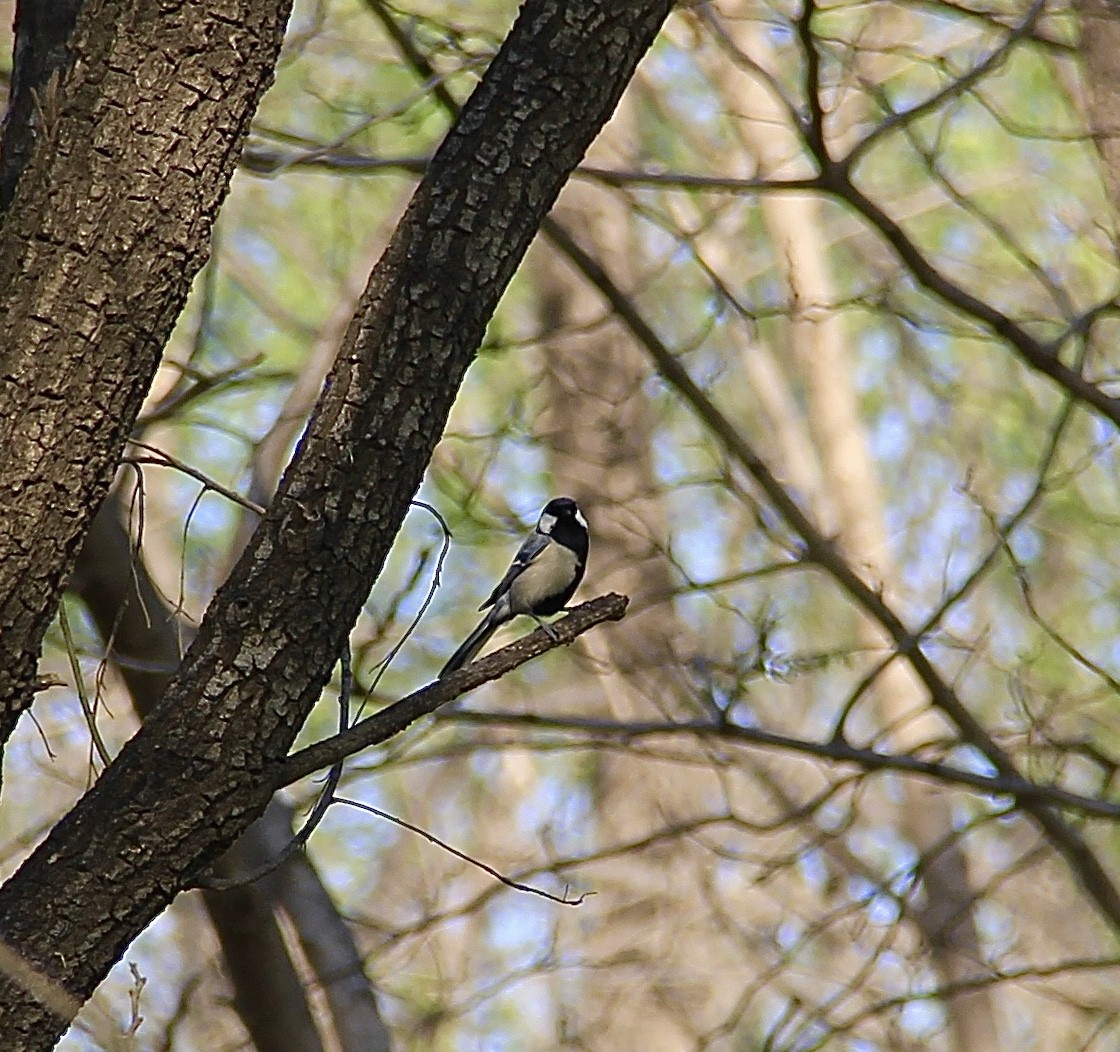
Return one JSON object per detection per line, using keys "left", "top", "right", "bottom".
{"left": 439, "top": 497, "right": 589, "bottom": 677}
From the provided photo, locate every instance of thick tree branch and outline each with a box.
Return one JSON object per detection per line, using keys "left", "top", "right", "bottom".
{"left": 0, "top": 0, "right": 293, "bottom": 748}
{"left": 4, "top": 9, "right": 331, "bottom": 1033}
{"left": 72, "top": 497, "right": 344, "bottom": 1052}
{"left": 0, "top": 2, "right": 671, "bottom": 1044}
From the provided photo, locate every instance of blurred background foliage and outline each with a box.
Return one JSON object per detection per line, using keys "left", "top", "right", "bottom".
{"left": 6, "top": 0, "right": 1120, "bottom": 1047}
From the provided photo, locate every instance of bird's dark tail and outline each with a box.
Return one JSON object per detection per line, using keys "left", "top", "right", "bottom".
{"left": 439, "top": 613, "right": 499, "bottom": 678}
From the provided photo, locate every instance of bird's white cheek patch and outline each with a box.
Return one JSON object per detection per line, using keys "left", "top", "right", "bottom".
{"left": 538, "top": 512, "right": 558, "bottom": 535}
{"left": 575, "top": 509, "right": 587, "bottom": 529}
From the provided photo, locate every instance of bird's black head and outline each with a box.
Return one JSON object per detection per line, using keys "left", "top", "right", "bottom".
{"left": 538, "top": 498, "right": 589, "bottom": 558}
{"left": 538, "top": 497, "right": 586, "bottom": 536}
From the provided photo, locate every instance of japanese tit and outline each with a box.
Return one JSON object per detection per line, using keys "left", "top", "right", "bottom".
{"left": 439, "top": 497, "right": 589, "bottom": 677}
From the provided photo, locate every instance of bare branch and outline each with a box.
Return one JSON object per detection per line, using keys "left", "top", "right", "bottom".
{"left": 273, "top": 594, "right": 629, "bottom": 789}
{"left": 445, "top": 710, "right": 1120, "bottom": 821}
{"left": 335, "top": 796, "right": 589, "bottom": 905}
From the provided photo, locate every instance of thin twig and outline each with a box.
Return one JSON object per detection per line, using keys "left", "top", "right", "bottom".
{"left": 57, "top": 601, "right": 112, "bottom": 769}
{"left": 335, "top": 796, "right": 589, "bottom": 905}
{"left": 355, "top": 500, "right": 453, "bottom": 720}
{"left": 124, "top": 439, "right": 267, "bottom": 516}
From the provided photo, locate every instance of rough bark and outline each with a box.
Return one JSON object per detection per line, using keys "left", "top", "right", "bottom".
{"left": 0, "top": 0, "right": 83, "bottom": 208}
{"left": 0, "top": 0, "right": 293, "bottom": 748}
{"left": 9, "top": 5, "right": 384, "bottom": 1042}
{"left": 197, "top": 226, "right": 397, "bottom": 1052}
{"left": 0, "top": 1, "right": 673, "bottom": 1046}
{"left": 72, "top": 498, "right": 337, "bottom": 1052}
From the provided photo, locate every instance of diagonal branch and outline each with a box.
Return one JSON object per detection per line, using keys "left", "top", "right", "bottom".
{"left": 840, "top": 0, "right": 1047, "bottom": 172}
{"left": 820, "top": 170, "right": 1120, "bottom": 424}
{"left": 788, "top": 0, "right": 1120, "bottom": 428}
{"left": 0, "top": 3, "right": 672, "bottom": 1044}
{"left": 273, "top": 594, "right": 629, "bottom": 789}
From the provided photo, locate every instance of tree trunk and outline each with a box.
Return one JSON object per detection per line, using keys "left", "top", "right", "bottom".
{"left": 0, "top": 0, "right": 292, "bottom": 744}
{"left": 0, "top": 2, "right": 674, "bottom": 1045}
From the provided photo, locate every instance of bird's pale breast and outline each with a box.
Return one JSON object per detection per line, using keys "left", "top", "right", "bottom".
{"left": 507, "top": 542, "right": 579, "bottom": 613}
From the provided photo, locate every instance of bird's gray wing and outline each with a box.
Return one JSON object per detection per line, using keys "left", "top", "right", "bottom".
{"left": 479, "top": 531, "right": 549, "bottom": 610}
